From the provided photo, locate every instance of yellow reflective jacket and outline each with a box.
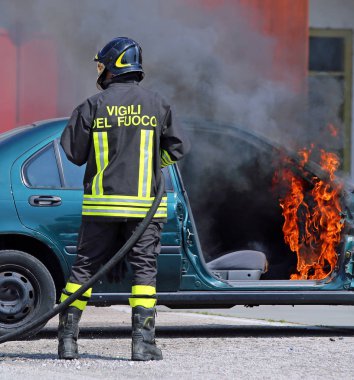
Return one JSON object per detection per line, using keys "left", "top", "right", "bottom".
{"left": 60, "top": 81, "right": 190, "bottom": 222}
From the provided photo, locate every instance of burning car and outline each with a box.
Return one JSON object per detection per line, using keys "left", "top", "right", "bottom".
{"left": 182, "top": 121, "right": 349, "bottom": 282}
{"left": 0, "top": 118, "right": 353, "bottom": 336}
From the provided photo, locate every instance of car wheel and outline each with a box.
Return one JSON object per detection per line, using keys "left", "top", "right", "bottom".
{"left": 0, "top": 250, "right": 56, "bottom": 338}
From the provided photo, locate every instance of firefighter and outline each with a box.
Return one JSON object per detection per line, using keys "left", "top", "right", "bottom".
{"left": 58, "top": 37, "right": 190, "bottom": 361}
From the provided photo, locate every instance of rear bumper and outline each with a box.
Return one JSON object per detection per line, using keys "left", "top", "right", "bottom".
{"left": 90, "top": 290, "right": 354, "bottom": 308}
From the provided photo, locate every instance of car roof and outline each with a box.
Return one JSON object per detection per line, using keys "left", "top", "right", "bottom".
{"left": 0, "top": 118, "right": 69, "bottom": 166}
{"left": 0, "top": 118, "right": 69, "bottom": 146}
{"left": 0, "top": 118, "right": 68, "bottom": 152}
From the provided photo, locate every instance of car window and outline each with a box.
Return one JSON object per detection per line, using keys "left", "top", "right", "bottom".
{"left": 23, "top": 143, "right": 61, "bottom": 188}
{"left": 57, "top": 142, "right": 86, "bottom": 189}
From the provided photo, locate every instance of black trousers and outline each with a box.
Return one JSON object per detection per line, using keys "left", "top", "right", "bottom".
{"left": 68, "top": 220, "right": 163, "bottom": 287}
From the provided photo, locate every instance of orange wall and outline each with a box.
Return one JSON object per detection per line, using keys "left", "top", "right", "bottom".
{"left": 241, "top": 0, "right": 309, "bottom": 91}
{"left": 200, "top": 0, "right": 309, "bottom": 91}
{"left": 0, "top": 32, "right": 58, "bottom": 132}
{"left": 0, "top": 29, "right": 17, "bottom": 133}
{"left": 0, "top": 1, "right": 308, "bottom": 132}
{"left": 17, "top": 37, "right": 58, "bottom": 126}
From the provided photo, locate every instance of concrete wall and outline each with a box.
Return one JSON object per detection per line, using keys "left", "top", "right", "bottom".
{"left": 310, "top": 0, "right": 354, "bottom": 176}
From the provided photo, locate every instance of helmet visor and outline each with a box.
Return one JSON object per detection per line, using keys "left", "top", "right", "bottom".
{"left": 97, "top": 62, "right": 105, "bottom": 76}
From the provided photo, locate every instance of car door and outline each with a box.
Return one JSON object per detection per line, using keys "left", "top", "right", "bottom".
{"left": 11, "top": 136, "right": 85, "bottom": 276}
{"left": 11, "top": 135, "right": 183, "bottom": 292}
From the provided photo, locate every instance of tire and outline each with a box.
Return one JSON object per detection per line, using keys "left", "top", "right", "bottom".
{"left": 0, "top": 250, "right": 56, "bottom": 338}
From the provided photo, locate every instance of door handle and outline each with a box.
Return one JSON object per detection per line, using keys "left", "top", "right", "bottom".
{"left": 28, "top": 195, "right": 62, "bottom": 207}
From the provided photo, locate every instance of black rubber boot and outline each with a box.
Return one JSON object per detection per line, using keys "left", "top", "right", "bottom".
{"left": 131, "top": 306, "right": 163, "bottom": 361}
{"left": 58, "top": 306, "right": 83, "bottom": 360}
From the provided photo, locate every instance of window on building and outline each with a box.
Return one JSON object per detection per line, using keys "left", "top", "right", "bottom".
{"left": 309, "top": 28, "right": 352, "bottom": 171}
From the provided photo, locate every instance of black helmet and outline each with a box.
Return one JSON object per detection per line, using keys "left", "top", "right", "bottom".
{"left": 94, "top": 37, "right": 144, "bottom": 89}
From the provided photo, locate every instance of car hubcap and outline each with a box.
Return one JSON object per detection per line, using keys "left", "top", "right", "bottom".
{"left": 0, "top": 270, "right": 36, "bottom": 323}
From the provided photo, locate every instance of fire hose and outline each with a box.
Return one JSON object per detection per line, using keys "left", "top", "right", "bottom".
{"left": 0, "top": 175, "right": 165, "bottom": 344}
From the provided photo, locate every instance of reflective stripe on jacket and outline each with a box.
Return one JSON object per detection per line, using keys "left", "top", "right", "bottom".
{"left": 60, "top": 82, "right": 190, "bottom": 222}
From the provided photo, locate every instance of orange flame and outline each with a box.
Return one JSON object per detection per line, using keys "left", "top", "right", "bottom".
{"left": 328, "top": 123, "right": 338, "bottom": 137}
{"left": 277, "top": 148, "right": 343, "bottom": 280}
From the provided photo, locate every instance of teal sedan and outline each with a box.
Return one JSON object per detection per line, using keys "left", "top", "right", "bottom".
{"left": 1, "top": 118, "right": 354, "bottom": 336}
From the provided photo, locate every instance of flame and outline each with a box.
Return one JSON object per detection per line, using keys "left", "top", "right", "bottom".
{"left": 328, "top": 123, "right": 338, "bottom": 137}
{"left": 277, "top": 147, "right": 343, "bottom": 280}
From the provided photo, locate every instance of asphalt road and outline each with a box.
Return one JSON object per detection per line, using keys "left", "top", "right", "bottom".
{"left": 186, "top": 305, "right": 354, "bottom": 326}
{"left": 1, "top": 306, "right": 354, "bottom": 379}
